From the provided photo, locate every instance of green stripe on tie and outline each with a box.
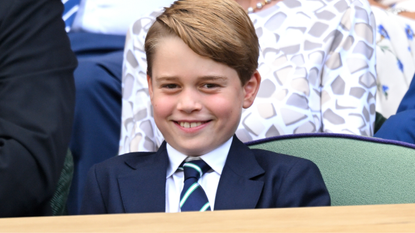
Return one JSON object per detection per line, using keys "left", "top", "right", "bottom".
{"left": 200, "top": 202, "right": 210, "bottom": 212}
{"left": 180, "top": 183, "right": 199, "bottom": 207}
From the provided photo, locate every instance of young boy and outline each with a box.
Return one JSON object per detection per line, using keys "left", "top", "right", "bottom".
{"left": 81, "top": 0, "right": 330, "bottom": 214}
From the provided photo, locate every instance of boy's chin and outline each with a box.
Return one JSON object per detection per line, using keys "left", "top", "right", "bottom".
{"left": 166, "top": 133, "right": 234, "bottom": 156}
{"left": 172, "top": 143, "right": 217, "bottom": 156}
{"left": 176, "top": 146, "right": 212, "bottom": 157}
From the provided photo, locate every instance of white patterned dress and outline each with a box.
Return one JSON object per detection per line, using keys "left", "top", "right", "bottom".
{"left": 119, "top": 0, "right": 377, "bottom": 153}
{"left": 372, "top": 1, "right": 415, "bottom": 117}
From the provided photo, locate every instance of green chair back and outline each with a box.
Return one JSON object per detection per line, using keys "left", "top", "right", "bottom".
{"left": 247, "top": 133, "right": 415, "bottom": 206}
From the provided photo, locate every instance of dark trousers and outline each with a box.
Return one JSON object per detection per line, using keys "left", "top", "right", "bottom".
{"left": 67, "top": 32, "right": 125, "bottom": 215}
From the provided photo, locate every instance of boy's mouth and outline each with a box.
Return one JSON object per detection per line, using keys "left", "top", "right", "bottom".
{"left": 176, "top": 121, "right": 210, "bottom": 128}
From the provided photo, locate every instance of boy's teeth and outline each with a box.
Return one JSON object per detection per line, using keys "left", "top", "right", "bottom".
{"left": 180, "top": 122, "right": 202, "bottom": 128}
{"left": 191, "top": 122, "right": 201, "bottom": 128}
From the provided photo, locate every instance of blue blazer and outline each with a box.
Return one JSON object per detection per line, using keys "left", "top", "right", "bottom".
{"left": 81, "top": 136, "right": 330, "bottom": 214}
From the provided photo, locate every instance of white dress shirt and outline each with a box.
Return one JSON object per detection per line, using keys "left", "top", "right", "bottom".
{"left": 72, "top": 0, "right": 175, "bottom": 35}
{"left": 165, "top": 137, "right": 233, "bottom": 213}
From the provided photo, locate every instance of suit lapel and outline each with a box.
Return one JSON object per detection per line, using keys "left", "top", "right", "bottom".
{"left": 117, "top": 143, "right": 169, "bottom": 213}
{"left": 215, "top": 136, "right": 265, "bottom": 210}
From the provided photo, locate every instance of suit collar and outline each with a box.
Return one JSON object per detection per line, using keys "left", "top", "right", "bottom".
{"left": 118, "top": 142, "right": 168, "bottom": 213}
{"left": 215, "top": 136, "right": 265, "bottom": 210}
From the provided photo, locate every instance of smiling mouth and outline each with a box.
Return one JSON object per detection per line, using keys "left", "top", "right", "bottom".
{"left": 177, "top": 121, "right": 209, "bottom": 128}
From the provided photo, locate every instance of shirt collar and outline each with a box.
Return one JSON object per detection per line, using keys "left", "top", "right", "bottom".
{"left": 166, "top": 137, "right": 233, "bottom": 178}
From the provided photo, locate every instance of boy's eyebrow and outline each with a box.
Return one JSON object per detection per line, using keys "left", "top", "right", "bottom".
{"left": 155, "top": 76, "right": 180, "bottom": 82}
{"left": 197, "top": 76, "right": 228, "bottom": 82}
{"left": 154, "top": 76, "right": 179, "bottom": 83}
{"left": 155, "top": 75, "right": 228, "bottom": 82}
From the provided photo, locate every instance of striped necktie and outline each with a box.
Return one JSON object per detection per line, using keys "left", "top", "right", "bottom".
{"left": 179, "top": 160, "right": 211, "bottom": 212}
{"left": 62, "top": 0, "right": 80, "bottom": 32}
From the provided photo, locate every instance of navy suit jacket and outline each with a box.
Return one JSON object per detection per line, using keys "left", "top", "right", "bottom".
{"left": 81, "top": 136, "right": 330, "bottom": 214}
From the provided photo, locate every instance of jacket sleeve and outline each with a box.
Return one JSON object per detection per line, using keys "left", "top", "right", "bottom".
{"left": 276, "top": 158, "right": 331, "bottom": 207}
{"left": 80, "top": 165, "right": 108, "bottom": 215}
{"left": 0, "top": 0, "right": 77, "bottom": 217}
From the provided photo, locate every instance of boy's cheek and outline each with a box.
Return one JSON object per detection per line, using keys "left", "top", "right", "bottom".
{"left": 152, "top": 99, "right": 173, "bottom": 115}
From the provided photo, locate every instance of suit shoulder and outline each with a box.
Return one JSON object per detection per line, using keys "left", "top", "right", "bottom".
{"left": 250, "top": 148, "right": 316, "bottom": 167}
{"left": 94, "top": 151, "right": 156, "bottom": 170}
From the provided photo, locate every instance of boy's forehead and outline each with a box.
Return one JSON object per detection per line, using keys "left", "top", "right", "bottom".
{"left": 151, "top": 36, "right": 242, "bottom": 83}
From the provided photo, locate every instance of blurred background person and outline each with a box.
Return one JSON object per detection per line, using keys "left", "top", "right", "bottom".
{"left": 368, "top": 0, "right": 415, "bottom": 118}
{"left": 375, "top": 73, "right": 415, "bottom": 144}
{"left": 0, "top": 0, "right": 76, "bottom": 217}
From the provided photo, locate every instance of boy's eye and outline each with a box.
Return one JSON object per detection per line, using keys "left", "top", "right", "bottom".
{"left": 162, "top": 84, "right": 179, "bottom": 89}
{"left": 203, "top": 83, "right": 219, "bottom": 88}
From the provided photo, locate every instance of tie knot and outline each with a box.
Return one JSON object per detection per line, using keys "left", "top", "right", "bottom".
{"left": 181, "top": 160, "right": 211, "bottom": 180}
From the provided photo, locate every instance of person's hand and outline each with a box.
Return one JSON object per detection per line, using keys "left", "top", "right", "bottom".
{"left": 367, "top": 0, "right": 387, "bottom": 9}
{"left": 399, "top": 11, "right": 415, "bottom": 20}
{"left": 368, "top": 0, "right": 415, "bottom": 20}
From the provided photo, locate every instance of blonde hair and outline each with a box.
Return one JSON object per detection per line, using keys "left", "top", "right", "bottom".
{"left": 145, "top": 0, "right": 259, "bottom": 85}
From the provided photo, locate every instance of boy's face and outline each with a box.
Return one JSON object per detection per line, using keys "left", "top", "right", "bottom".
{"left": 148, "top": 36, "right": 260, "bottom": 156}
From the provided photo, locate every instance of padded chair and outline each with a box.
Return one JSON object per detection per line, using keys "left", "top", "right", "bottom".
{"left": 246, "top": 133, "right": 415, "bottom": 206}
{"left": 50, "top": 149, "right": 74, "bottom": 215}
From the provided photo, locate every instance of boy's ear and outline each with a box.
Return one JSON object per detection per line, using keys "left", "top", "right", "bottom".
{"left": 147, "top": 74, "right": 154, "bottom": 100}
{"left": 242, "top": 70, "right": 261, "bottom": 109}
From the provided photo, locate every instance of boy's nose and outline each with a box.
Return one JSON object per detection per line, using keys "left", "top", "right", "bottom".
{"left": 176, "top": 89, "right": 202, "bottom": 113}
